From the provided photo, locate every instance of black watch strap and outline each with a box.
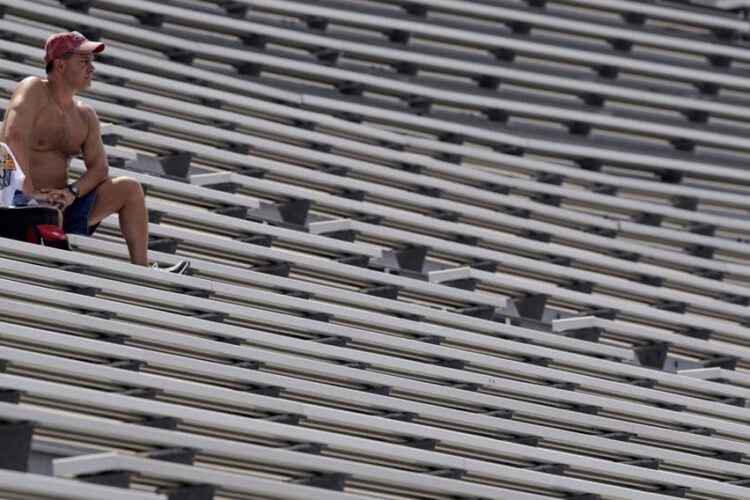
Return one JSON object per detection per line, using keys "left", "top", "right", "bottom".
{"left": 67, "top": 183, "right": 80, "bottom": 199}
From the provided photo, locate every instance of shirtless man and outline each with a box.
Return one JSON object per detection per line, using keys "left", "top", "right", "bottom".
{"left": 1, "top": 31, "right": 188, "bottom": 273}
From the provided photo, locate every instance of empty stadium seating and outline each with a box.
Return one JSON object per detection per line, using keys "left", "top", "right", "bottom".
{"left": 0, "top": 0, "right": 749, "bottom": 499}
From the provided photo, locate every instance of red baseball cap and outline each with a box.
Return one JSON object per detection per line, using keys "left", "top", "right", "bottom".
{"left": 43, "top": 31, "right": 105, "bottom": 64}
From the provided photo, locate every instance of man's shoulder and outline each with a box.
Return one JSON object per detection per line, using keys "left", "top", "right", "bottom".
{"left": 75, "top": 100, "right": 98, "bottom": 121}
{"left": 15, "top": 76, "right": 47, "bottom": 95}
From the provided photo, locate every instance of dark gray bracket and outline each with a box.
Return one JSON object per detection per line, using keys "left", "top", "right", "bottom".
{"left": 147, "top": 238, "right": 179, "bottom": 254}
{"left": 561, "top": 280, "right": 593, "bottom": 294}
{"left": 633, "top": 342, "right": 669, "bottom": 369}
{"left": 335, "top": 255, "right": 369, "bottom": 267}
{"left": 434, "top": 359, "right": 465, "bottom": 370}
{"left": 384, "top": 29, "right": 410, "bottom": 44}
{"left": 359, "top": 284, "right": 400, "bottom": 300}
{"left": 285, "top": 442, "right": 322, "bottom": 454}
{"left": 59, "top": 0, "right": 91, "bottom": 12}
{"left": 136, "top": 13, "right": 165, "bottom": 28}
{"left": 191, "top": 312, "right": 225, "bottom": 323}
{"left": 520, "top": 230, "right": 551, "bottom": 242}
{"left": 503, "top": 435, "right": 539, "bottom": 446}
{"left": 685, "top": 244, "right": 714, "bottom": 259}
{"left": 0, "top": 421, "right": 34, "bottom": 471}
{"left": 234, "top": 62, "right": 262, "bottom": 77}
{"left": 694, "top": 269, "right": 723, "bottom": 281}
{"left": 569, "top": 405, "right": 600, "bottom": 415}
{"left": 0, "top": 390, "right": 21, "bottom": 404}
{"left": 426, "top": 468, "right": 464, "bottom": 479}
{"left": 305, "top": 16, "right": 328, "bottom": 30}
{"left": 401, "top": 95, "right": 432, "bottom": 113}
{"left": 599, "top": 431, "right": 634, "bottom": 441}
{"left": 145, "top": 447, "right": 196, "bottom": 465}
{"left": 561, "top": 327, "right": 601, "bottom": 342}
{"left": 245, "top": 386, "right": 282, "bottom": 397}
{"left": 106, "top": 360, "right": 144, "bottom": 372}
{"left": 484, "top": 409, "right": 514, "bottom": 419}
{"left": 165, "top": 48, "right": 195, "bottom": 65}
{"left": 79, "top": 471, "right": 131, "bottom": 488}
{"left": 237, "top": 234, "right": 273, "bottom": 247}
{"left": 653, "top": 301, "right": 686, "bottom": 314}
{"left": 364, "top": 385, "right": 391, "bottom": 395}
{"left": 311, "top": 47, "right": 339, "bottom": 65}
{"left": 404, "top": 438, "right": 439, "bottom": 451}
{"left": 223, "top": 1, "right": 248, "bottom": 18}
{"left": 586, "top": 227, "right": 617, "bottom": 239}
{"left": 509, "top": 295, "right": 548, "bottom": 321}
{"left": 579, "top": 308, "right": 618, "bottom": 320}
{"left": 441, "top": 278, "right": 478, "bottom": 292}
{"left": 211, "top": 206, "right": 248, "bottom": 219}
{"left": 622, "top": 458, "right": 660, "bottom": 469}
{"left": 252, "top": 262, "right": 292, "bottom": 277}
{"left": 159, "top": 484, "right": 215, "bottom": 500}
{"left": 263, "top": 414, "right": 304, "bottom": 426}
{"left": 381, "top": 412, "right": 417, "bottom": 422}
{"left": 452, "top": 382, "right": 480, "bottom": 391}
{"left": 309, "top": 336, "right": 347, "bottom": 347}
{"left": 527, "top": 463, "right": 567, "bottom": 475}
{"left": 475, "top": 75, "right": 502, "bottom": 90}
{"left": 303, "top": 312, "right": 332, "bottom": 323}
{"left": 628, "top": 379, "right": 656, "bottom": 389}
{"left": 580, "top": 92, "right": 606, "bottom": 106}
{"left": 403, "top": 2, "right": 428, "bottom": 16}
{"left": 159, "top": 153, "right": 192, "bottom": 181}
{"left": 702, "top": 356, "right": 738, "bottom": 370}
{"left": 633, "top": 213, "right": 662, "bottom": 227}
{"left": 293, "top": 473, "right": 350, "bottom": 491}
{"left": 455, "top": 305, "right": 496, "bottom": 320}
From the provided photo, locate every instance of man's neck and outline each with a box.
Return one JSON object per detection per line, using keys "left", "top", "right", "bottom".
{"left": 45, "top": 78, "right": 76, "bottom": 111}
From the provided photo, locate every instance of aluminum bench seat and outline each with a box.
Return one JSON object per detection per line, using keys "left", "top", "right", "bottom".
{"left": 6, "top": 407, "right": 558, "bottom": 500}
{"left": 53, "top": 453, "right": 377, "bottom": 500}
{"left": 0, "top": 469, "right": 167, "bottom": 500}
{"left": 0, "top": 312, "right": 747, "bottom": 481}
{"left": 4, "top": 307, "right": 746, "bottom": 475}
{"left": 308, "top": 219, "right": 750, "bottom": 323}
{"left": 84, "top": 131, "right": 750, "bottom": 305}
{"left": 9, "top": 61, "right": 740, "bottom": 244}
{"left": 4, "top": 20, "right": 750, "bottom": 193}
{"left": 553, "top": 316, "right": 750, "bottom": 370}
{"left": 431, "top": 267, "right": 750, "bottom": 345}
{"left": 63, "top": 117, "right": 750, "bottom": 284}
{"left": 551, "top": 0, "right": 750, "bottom": 34}
{"left": 85, "top": 0, "right": 750, "bottom": 91}
{"left": 0, "top": 350, "right": 746, "bottom": 498}
{"left": 3, "top": 260, "right": 750, "bottom": 443}
{"left": 60, "top": 235, "right": 634, "bottom": 360}
{"left": 10, "top": 1, "right": 750, "bottom": 161}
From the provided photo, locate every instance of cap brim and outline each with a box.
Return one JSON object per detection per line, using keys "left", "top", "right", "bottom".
{"left": 71, "top": 41, "right": 106, "bottom": 55}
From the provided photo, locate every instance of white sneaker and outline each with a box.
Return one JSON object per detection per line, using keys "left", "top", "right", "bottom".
{"left": 151, "top": 260, "right": 191, "bottom": 275}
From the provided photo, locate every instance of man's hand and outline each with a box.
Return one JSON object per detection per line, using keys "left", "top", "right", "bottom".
{"left": 37, "top": 188, "right": 74, "bottom": 211}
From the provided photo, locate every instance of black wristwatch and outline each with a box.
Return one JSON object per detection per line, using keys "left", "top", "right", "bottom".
{"left": 67, "top": 183, "right": 80, "bottom": 199}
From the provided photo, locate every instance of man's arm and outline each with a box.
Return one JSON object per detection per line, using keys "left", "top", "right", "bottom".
{"left": 76, "top": 103, "right": 109, "bottom": 195}
{"left": 51, "top": 103, "right": 109, "bottom": 210}
{"left": 1, "top": 77, "right": 48, "bottom": 200}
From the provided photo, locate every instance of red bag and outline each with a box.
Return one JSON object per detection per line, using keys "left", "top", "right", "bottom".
{"left": 26, "top": 224, "right": 71, "bottom": 251}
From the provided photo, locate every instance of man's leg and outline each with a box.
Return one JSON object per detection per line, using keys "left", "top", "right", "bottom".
{"left": 87, "top": 177, "right": 148, "bottom": 266}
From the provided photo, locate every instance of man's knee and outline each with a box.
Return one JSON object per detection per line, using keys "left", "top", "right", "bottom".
{"left": 115, "top": 176, "right": 145, "bottom": 202}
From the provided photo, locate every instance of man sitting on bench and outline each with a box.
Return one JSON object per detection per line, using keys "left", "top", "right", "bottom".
{"left": 1, "top": 31, "right": 188, "bottom": 274}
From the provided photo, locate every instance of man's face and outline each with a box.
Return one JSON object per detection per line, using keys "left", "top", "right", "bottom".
{"left": 60, "top": 53, "right": 95, "bottom": 89}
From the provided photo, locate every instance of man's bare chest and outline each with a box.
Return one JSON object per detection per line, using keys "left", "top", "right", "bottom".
{"left": 31, "top": 106, "right": 87, "bottom": 156}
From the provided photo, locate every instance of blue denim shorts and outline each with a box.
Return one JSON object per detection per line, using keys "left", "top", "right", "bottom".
{"left": 13, "top": 187, "right": 100, "bottom": 236}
